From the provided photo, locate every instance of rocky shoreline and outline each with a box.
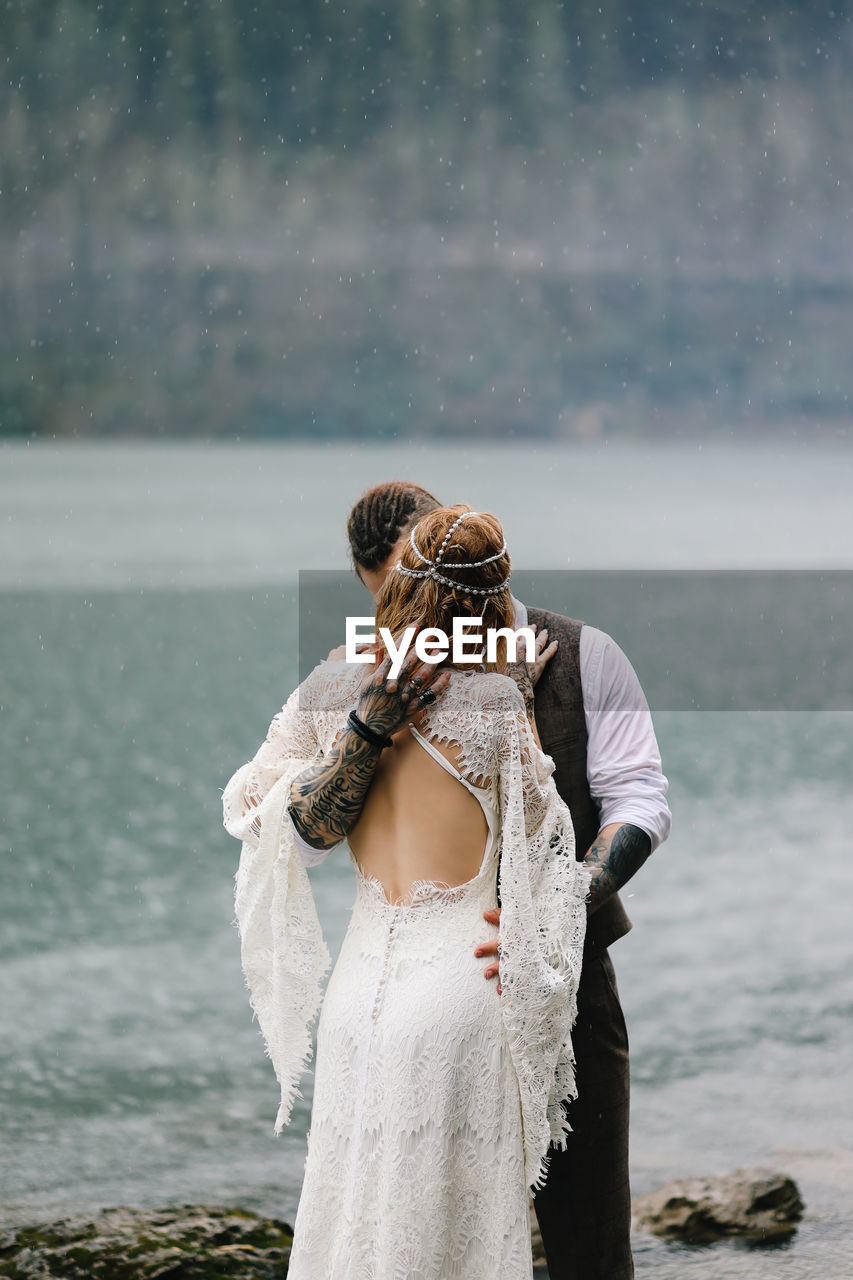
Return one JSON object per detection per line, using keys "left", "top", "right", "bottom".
{"left": 1, "top": 1169, "right": 803, "bottom": 1278}
{"left": 0, "top": 1206, "right": 293, "bottom": 1279}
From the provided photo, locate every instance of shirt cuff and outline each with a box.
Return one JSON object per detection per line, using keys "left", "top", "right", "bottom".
{"left": 287, "top": 810, "right": 342, "bottom": 867}
{"left": 593, "top": 792, "right": 672, "bottom": 853}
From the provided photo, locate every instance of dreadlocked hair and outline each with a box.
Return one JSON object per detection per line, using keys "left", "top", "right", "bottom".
{"left": 375, "top": 505, "right": 515, "bottom": 673}
{"left": 347, "top": 481, "right": 441, "bottom": 572}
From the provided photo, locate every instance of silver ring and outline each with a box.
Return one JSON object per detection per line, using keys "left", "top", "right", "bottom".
{"left": 417, "top": 688, "right": 437, "bottom": 707}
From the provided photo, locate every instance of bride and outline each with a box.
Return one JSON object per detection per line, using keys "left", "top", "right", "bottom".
{"left": 222, "top": 505, "right": 589, "bottom": 1279}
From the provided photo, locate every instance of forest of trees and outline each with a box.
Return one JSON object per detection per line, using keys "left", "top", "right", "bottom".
{"left": 2, "top": 1, "right": 852, "bottom": 439}
{"left": 4, "top": 2, "right": 850, "bottom": 157}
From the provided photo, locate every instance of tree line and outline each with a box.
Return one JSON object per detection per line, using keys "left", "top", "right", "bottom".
{"left": 3, "top": 1, "right": 849, "bottom": 160}
{"left": 2, "top": 1, "right": 852, "bottom": 438}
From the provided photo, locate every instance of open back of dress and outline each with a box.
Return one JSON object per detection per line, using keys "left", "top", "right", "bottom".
{"left": 408, "top": 722, "right": 499, "bottom": 865}
{"left": 286, "top": 721, "right": 535, "bottom": 1279}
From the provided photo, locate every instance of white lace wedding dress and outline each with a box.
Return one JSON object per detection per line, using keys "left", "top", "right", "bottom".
{"left": 222, "top": 662, "right": 589, "bottom": 1280}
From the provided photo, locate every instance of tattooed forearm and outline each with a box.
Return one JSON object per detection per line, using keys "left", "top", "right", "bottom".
{"left": 583, "top": 822, "right": 652, "bottom": 913}
{"left": 286, "top": 650, "right": 453, "bottom": 851}
{"left": 288, "top": 728, "right": 384, "bottom": 850}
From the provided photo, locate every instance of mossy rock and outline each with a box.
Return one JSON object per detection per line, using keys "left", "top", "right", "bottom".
{"left": 0, "top": 1205, "right": 292, "bottom": 1279}
{"left": 632, "top": 1168, "right": 804, "bottom": 1245}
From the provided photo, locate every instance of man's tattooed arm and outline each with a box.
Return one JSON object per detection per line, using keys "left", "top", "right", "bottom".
{"left": 288, "top": 727, "right": 384, "bottom": 850}
{"left": 476, "top": 821, "right": 653, "bottom": 983}
{"left": 583, "top": 821, "right": 652, "bottom": 913}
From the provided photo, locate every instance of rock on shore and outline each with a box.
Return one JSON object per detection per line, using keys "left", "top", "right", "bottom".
{"left": 0, "top": 1205, "right": 293, "bottom": 1279}
{"left": 632, "top": 1167, "right": 804, "bottom": 1244}
{"left": 0, "top": 1168, "right": 806, "bottom": 1276}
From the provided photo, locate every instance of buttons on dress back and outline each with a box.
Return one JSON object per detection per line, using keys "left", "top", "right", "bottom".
{"left": 371, "top": 909, "right": 401, "bottom": 1021}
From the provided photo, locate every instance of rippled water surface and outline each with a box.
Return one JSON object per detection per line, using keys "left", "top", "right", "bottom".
{"left": 2, "top": 440, "right": 851, "bottom": 1277}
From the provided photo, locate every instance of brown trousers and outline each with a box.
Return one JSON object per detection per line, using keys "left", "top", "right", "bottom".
{"left": 532, "top": 945, "right": 633, "bottom": 1280}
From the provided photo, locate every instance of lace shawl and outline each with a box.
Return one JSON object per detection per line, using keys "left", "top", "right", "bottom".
{"left": 221, "top": 661, "right": 589, "bottom": 1191}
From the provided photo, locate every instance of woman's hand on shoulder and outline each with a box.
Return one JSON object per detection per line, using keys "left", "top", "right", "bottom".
{"left": 355, "top": 641, "right": 451, "bottom": 740}
{"left": 530, "top": 626, "right": 558, "bottom": 687}
{"left": 502, "top": 626, "right": 555, "bottom": 736}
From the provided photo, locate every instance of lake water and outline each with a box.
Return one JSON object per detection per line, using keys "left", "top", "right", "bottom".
{"left": 1, "top": 439, "right": 852, "bottom": 1278}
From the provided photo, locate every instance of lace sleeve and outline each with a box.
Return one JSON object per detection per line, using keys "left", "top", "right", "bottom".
{"left": 221, "top": 685, "right": 321, "bottom": 848}
{"left": 220, "top": 666, "right": 341, "bottom": 1135}
{"left": 487, "top": 679, "right": 591, "bottom": 1191}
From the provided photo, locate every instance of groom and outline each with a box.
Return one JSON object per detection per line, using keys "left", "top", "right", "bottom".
{"left": 342, "top": 481, "right": 671, "bottom": 1280}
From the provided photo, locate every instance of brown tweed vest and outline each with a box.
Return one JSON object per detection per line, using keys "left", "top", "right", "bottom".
{"left": 526, "top": 606, "right": 633, "bottom": 952}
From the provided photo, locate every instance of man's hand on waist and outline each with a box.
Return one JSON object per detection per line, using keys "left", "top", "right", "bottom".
{"left": 472, "top": 821, "right": 651, "bottom": 989}
{"left": 476, "top": 908, "right": 502, "bottom": 994}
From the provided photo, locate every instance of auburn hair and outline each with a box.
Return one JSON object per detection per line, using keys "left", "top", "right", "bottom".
{"left": 374, "top": 505, "right": 515, "bottom": 672}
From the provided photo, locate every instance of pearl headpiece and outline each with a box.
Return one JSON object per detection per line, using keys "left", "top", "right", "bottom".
{"left": 395, "top": 510, "right": 510, "bottom": 597}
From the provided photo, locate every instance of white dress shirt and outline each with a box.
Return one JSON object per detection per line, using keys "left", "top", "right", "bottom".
{"left": 289, "top": 596, "right": 671, "bottom": 864}
{"left": 512, "top": 597, "right": 671, "bottom": 853}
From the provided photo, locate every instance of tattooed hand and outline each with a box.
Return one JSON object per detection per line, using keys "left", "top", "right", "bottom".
{"left": 356, "top": 644, "right": 451, "bottom": 741}
{"left": 288, "top": 643, "right": 451, "bottom": 851}
{"left": 530, "top": 626, "right": 558, "bottom": 687}
{"left": 505, "top": 626, "right": 555, "bottom": 750}
{"left": 505, "top": 626, "right": 556, "bottom": 718}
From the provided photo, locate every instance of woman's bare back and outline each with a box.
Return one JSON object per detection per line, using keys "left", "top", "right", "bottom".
{"left": 347, "top": 722, "right": 490, "bottom": 904}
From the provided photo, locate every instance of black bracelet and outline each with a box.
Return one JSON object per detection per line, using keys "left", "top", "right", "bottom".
{"left": 347, "top": 710, "right": 393, "bottom": 751}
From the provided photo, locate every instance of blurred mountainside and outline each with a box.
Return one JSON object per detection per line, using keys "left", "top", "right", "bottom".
{"left": 2, "top": 1, "right": 852, "bottom": 440}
